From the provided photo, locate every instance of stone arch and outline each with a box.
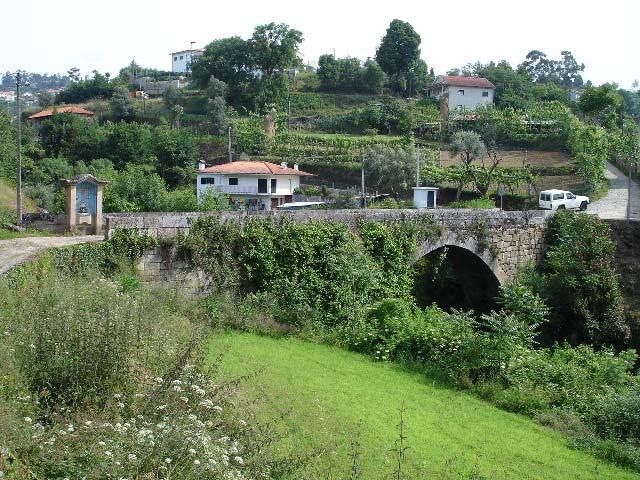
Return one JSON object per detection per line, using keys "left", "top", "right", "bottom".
{"left": 413, "top": 231, "right": 508, "bottom": 286}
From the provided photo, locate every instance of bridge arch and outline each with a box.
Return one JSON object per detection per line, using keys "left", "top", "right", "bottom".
{"left": 413, "top": 231, "right": 508, "bottom": 286}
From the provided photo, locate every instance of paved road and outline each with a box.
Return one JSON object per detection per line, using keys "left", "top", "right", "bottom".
{"left": 587, "top": 161, "right": 640, "bottom": 221}
{"left": 0, "top": 235, "right": 103, "bottom": 275}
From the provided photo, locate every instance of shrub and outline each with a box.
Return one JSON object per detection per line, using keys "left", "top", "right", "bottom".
{"left": 9, "top": 268, "right": 191, "bottom": 409}
{"left": 447, "top": 197, "right": 495, "bottom": 209}
{"left": 542, "top": 211, "right": 627, "bottom": 346}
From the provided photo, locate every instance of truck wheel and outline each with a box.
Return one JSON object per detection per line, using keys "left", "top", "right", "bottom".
{"left": 579, "top": 201, "right": 588, "bottom": 211}
{"left": 557, "top": 204, "right": 566, "bottom": 210}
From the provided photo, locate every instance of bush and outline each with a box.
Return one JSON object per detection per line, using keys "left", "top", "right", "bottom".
{"left": 447, "top": 197, "right": 495, "bottom": 209}
{"left": 542, "top": 211, "right": 627, "bottom": 346}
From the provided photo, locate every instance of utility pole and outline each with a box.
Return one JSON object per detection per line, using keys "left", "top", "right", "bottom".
{"left": 361, "top": 154, "right": 366, "bottom": 208}
{"left": 228, "top": 126, "right": 232, "bottom": 163}
{"left": 629, "top": 116, "right": 640, "bottom": 222}
{"left": 288, "top": 98, "right": 291, "bottom": 132}
{"left": 416, "top": 145, "right": 421, "bottom": 187}
{"left": 15, "top": 71, "right": 28, "bottom": 228}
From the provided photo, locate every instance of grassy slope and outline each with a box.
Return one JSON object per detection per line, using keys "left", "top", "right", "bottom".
{"left": 209, "top": 332, "right": 636, "bottom": 480}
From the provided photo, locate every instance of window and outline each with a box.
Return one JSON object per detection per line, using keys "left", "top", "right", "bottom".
{"left": 228, "top": 178, "right": 238, "bottom": 186}
{"left": 200, "top": 177, "right": 215, "bottom": 185}
{"left": 180, "top": 55, "right": 183, "bottom": 60}
{"left": 174, "top": 56, "right": 177, "bottom": 61}
{"left": 566, "top": 193, "right": 575, "bottom": 199}
{"left": 270, "top": 178, "right": 277, "bottom": 193}
{"left": 482, "top": 91, "right": 489, "bottom": 97}
{"left": 458, "top": 89, "right": 464, "bottom": 95}
{"left": 540, "top": 193, "right": 551, "bottom": 201}
{"left": 553, "top": 193, "right": 564, "bottom": 200}
{"left": 258, "top": 178, "right": 268, "bottom": 194}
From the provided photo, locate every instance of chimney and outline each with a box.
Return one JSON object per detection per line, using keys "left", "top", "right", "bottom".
{"left": 280, "top": 162, "right": 287, "bottom": 170}
{"left": 198, "top": 160, "right": 206, "bottom": 171}
{"left": 293, "top": 163, "right": 299, "bottom": 171}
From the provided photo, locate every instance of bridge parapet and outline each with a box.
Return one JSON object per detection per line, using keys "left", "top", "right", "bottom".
{"left": 108, "top": 209, "right": 552, "bottom": 290}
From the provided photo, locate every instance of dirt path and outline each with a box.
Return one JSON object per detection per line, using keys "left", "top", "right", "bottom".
{"left": 587, "top": 161, "right": 640, "bottom": 220}
{"left": 0, "top": 235, "right": 103, "bottom": 275}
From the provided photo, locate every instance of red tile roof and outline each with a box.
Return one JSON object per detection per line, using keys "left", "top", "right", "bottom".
{"left": 437, "top": 76, "right": 495, "bottom": 89}
{"left": 28, "top": 106, "right": 94, "bottom": 119}
{"left": 199, "top": 161, "right": 313, "bottom": 176}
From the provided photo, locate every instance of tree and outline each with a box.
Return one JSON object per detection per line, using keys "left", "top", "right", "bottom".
{"left": 109, "top": 86, "right": 135, "bottom": 122}
{"left": 163, "top": 84, "right": 182, "bottom": 110}
{"left": 67, "top": 67, "right": 81, "bottom": 82}
{"left": 520, "top": 50, "right": 584, "bottom": 87}
{"left": 190, "top": 36, "right": 254, "bottom": 93}
{"left": 317, "top": 54, "right": 340, "bottom": 91}
{"left": 206, "top": 76, "right": 228, "bottom": 99}
{"left": 37, "top": 90, "right": 54, "bottom": 108}
{"left": 360, "top": 59, "right": 386, "bottom": 94}
{"left": 39, "top": 112, "right": 89, "bottom": 158}
{"left": 577, "top": 83, "right": 624, "bottom": 128}
{"left": 206, "top": 97, "right": 228, "bottom": 136}
{"left": 449, "top": 131, "right": 502, "bottom": 198}
{"left": 365, "top": 145, "right": 416, "bottom": 198}
{"left": 376, "top": 19, "right": 421, "bottom": 95}
{"left": 169, "top": 105, "right": 184, "bottom": 128}
{"left": 249, "top": 22, "right": 303, "bottom": 75}
{"left": 405, "top": 59, "right": 432, "bottom": 97}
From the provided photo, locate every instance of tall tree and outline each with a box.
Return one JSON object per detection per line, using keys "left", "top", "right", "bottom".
{"left": 191, "top": 36, "right": 254, "bottom": 90}
{"left": 249, "top": 23, "right": 303, "bottom": 75}
{"left": 577, "top": 83, "right": 624, "bottom": 128}
{"left": 317, "top": 54, "right": 340, "bottom": 91}
{"left": 376, "top": 19, "right": 421, "bottom": 94}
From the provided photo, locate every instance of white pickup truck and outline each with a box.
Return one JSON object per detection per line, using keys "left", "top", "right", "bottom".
{"left": 539, "top": 189, "right": 590, "bottom": 211}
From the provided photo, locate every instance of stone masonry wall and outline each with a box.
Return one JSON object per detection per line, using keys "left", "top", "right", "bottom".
{"left": 122, "top": 209, "right": 552, "bottom": 291}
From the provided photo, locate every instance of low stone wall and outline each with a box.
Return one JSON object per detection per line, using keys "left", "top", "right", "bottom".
{"left": 125, "top": 209, "right": 553, "bottom": 291}
{"left": 22, "top": 213, "right": 66, "bottom": 234}
{"left": 105, "top": 209, "right": 551, "bottom": 239}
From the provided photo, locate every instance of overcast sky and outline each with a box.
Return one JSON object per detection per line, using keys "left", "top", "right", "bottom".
{"left": 1, "top": 0, "right": 638, "bottom": 88}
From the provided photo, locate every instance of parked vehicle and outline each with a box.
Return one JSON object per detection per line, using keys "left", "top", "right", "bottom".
{"left": 539, "top": 189, "right": 589, "bottom": 211}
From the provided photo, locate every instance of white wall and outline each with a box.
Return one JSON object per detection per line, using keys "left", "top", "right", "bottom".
{"left": 171, "top": 51, "right": 202, "bottom": 73}
{"left": 446, "top": 86, "right": 494, "bottom": 111}
{"left": 196, "top": 174, "right": 301, "bottom": 200}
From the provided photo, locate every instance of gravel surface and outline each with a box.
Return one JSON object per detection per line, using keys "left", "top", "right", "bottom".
{"left": 0, "top": 235, "right": 103, "bottom": 275}
{"left": 587, "top": 161, "right": 640, "bottom": 221}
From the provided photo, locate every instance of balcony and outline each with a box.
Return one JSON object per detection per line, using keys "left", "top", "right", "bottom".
{"left": 210, "top": 185, "right": 291, "bottom": 195}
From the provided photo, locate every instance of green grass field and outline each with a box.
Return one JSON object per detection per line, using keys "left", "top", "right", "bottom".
{"left": 209, "top": 332, "right": 637, "bottom": 480}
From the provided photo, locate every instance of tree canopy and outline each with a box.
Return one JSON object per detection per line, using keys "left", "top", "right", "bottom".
{"left": 375, "top": 19, "right": 421, "bottom": 78}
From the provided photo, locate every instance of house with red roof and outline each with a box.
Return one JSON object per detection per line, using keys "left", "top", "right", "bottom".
{"left": 27, "top": 106, "right": 94, "bottom": 127}
{"left": 196, "top": 160, "right": 313, "bottom": 211}
{"left": 426, "top": 76, "right": 495, "bottom": 111}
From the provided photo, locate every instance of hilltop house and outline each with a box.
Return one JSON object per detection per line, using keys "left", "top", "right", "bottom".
{"left": 196, "top": 160, "right": 313, "bottom": 211}
{"left": 27, "top": 106, "right": 94, "bottom": 127}
{"left": 171, "top": 49, "right": 204, "bottom": 73}
{"left": 426, "top": 76, "right": 495, "bottom": 111}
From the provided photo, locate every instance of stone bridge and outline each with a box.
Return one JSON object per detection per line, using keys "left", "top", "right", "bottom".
{"left": 105, "top": 209, "right": 552, "bottom": 290}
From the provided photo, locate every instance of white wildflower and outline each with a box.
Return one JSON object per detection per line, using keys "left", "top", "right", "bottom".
{"left": 194, "top": 459, "right": 201, "bottom": 466}
{"left": 189, "top": 448, "right": 197, "bottom": 455}
{"left": 128, "top": 453, "right": 137, "bottom": 462}
{"left": 234, "top": 456, "right": 244, "bottom": 465}
{"left": 24, "top": 417, "right": 32, "bottom": 424}
{"left": 105, "top": 450, "right": 113, "bottom": 457}
{"left": 164, "top": 457, "right": 172, "bottom": 464}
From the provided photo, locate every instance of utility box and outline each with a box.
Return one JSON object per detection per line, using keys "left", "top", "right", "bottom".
{"left": 413, "top": 187, "right": 438, "bottom": 209}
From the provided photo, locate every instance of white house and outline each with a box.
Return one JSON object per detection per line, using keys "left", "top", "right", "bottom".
{"left": 196, "top": 160, "right": 313, "bottom": 211}
{"left": 426, "top": 76, "right": 495, "bottom": 111}
{"left": 171, "top": 49, "right": 204, "bottom": 73}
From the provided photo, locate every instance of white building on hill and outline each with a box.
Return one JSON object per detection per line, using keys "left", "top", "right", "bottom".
{"left": 426, "top": 75, "right": 495, "bottom": 111}
{"left": 196, "top": 160, "right": 313, "bottom": 211}
{"left": 171, "top": 49, "right": 204, "bottom": 73}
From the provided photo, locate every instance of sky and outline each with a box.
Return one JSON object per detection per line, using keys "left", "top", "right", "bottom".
{"left": 1, "top": 0, "right": 638, "bottom": 89}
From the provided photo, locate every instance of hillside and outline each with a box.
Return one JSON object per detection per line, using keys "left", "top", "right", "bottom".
{"left": 210, "top": 332, "right": 636, "bottom": 480}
